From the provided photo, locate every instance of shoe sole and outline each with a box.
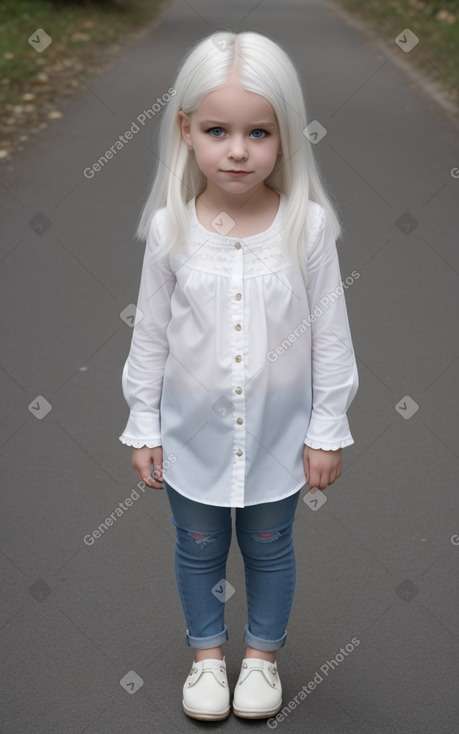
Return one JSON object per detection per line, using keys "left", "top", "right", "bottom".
{"left": 183, "top": 703, "right": 231, "bottom": 721}
{"left": 233, "top": 703, "right": 282, "bottom": 719}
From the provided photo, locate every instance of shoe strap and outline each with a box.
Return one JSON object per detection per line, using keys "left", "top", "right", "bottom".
{"left": 187, "top": 659, "right": 227, "bottom": 687}
{"left": 238, "top": 658, "right": 279, "bottom": 687}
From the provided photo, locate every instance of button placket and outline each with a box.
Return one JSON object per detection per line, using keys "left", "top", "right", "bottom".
{"left": 229, "top": 240, "right": 246, "bottom": 505}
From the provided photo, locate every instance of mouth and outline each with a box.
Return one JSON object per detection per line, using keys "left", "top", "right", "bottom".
{"left": 223, "top": 170, "right": 251, "bottom": 176}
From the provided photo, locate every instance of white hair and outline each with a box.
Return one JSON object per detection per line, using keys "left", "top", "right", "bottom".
{"left": 136, "top": 30, "right": 343, "bottom": 283}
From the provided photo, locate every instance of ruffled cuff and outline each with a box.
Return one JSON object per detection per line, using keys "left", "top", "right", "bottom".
{"left": 304, "top": 414, "right": 354, "bottom": 451}
{"left": 119, "top": 435, "right": 162, "bottom": 449}
{"left": 119, "top": 411, "right": 161, "bottom": 449}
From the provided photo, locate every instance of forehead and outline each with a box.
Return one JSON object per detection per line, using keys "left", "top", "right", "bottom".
{"left": 195, "top": 83, "right": 277, "bottom": 121}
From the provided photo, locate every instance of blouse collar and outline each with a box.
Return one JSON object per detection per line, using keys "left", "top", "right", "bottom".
{"left": 188, "top": 192, "right": 286, "bottom": 244}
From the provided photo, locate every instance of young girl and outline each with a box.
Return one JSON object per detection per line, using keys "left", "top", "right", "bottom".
{"left": 119, "top": 30, "right": 358, "bottom": 721}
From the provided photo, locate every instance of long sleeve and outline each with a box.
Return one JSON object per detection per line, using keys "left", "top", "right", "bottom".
{"left": 118, "top": 211, "right": 176, "bottom": 448}
{"left": 304, "top": 207, "right": 359, "bottom": 450}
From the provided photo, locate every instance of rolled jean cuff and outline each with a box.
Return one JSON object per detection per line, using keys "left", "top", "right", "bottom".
{"left": 186, "top": 624, "right": 229, "bottom": 649}
{"left": 243, "top": 623, "right": 288, "bottom": 652}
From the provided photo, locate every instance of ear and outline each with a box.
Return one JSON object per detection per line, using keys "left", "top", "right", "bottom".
{"left": 178, "top": 110, "right": 192, "bottom": 147}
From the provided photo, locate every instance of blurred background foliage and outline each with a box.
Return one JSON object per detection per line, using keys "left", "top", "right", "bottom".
{"left": 0, "top": 0, "right": 163, "bottom": 156}
{"left": 336, "top": 0, "right": 458, "bottom": 104}
{"left": 0, "top": 0, "right": 162, "bottom": 99}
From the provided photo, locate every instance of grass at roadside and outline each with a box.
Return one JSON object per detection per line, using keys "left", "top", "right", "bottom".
{"left": 0, "top": 0, "right": 165, "bottom": 157}
{"left": 334, "top": 0, "right": 459, "bottom": 106}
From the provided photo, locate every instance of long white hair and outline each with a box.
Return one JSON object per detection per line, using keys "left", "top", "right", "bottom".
{"left": 136, "top": 30, "right": 343, "bottom": 283}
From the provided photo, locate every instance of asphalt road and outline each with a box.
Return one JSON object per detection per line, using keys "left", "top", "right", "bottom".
{"left": 1, "top": 0, "right": 458, "bottom": 732}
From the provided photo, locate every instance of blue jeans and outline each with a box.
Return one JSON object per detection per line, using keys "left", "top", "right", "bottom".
{"left": 164, "top": 482, "right": 301, "bottom": 652}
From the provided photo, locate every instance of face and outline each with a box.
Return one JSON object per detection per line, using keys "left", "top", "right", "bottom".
{"left": 178, "top": 79, "right": 282, "bottom": 197}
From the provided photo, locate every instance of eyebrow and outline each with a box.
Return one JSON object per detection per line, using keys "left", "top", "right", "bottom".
{"left": 200, "top": 120, "right": 277, "bottom": 127}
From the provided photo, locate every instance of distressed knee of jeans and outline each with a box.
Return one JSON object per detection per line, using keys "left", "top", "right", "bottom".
{"left": 252, "top": 530, "right": 281, "bottom": 543}
{"left": 186, "top": 531, "right": 217, "bottom": 546}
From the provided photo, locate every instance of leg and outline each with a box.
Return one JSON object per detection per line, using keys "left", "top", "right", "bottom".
{"left": 235, "top": 490, "right": 301, "bottom": 662}
{"left": 164, "top": 482, "right": 232, "bottom": 659}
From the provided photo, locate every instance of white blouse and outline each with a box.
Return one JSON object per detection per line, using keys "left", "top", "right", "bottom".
{"left": 119, "top": 193, "right": 359, "bottom": 507}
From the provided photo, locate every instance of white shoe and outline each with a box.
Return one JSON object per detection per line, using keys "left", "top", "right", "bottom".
{"left": 232, "top": 657, "right": 282, "bottom": 718}
{"left": 182, "top": 657, "right": 230, "bottom": 720}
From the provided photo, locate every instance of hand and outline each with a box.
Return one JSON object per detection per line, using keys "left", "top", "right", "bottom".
{"left": 131, "top": 445, "right": 165, "bottom": 490}
{"left": 304, "top": 446, "right": 342, "bottom": 492}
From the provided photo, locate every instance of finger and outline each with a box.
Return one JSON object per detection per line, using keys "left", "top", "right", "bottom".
{"left": 136, "top": 465, "right": 157, "bottom": 488}
{"left": 135, "top": 464, "right": 151, "bottom": 481}
{"left": 149, "top": 478, "right": 165, "bottom": 490}
{"left": 319, "top": 473, "right": 330, "bottom": 490}
{"left": 142, "top": 473, "right": 164, "bottom": 489}
{"left": 152, "top": 464, "right": 163, "bottom": 481}
{"left": 329, "top": 466, "right": 341, "bottom": 485}
{"left": 308, "top": 468, "right": 320, "bottom": 490}
{"left": 150, "top": 460, "right": 164, "bottom": 487}
{"left": 314, "top": 472, "right": 328, "bottom": 491}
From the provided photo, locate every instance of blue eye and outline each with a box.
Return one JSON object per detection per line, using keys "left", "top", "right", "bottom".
{"left": 206, "top": 127, "right": 225, "bottom": 137}
{"left": 204, "top": 127, "right": 269, "bottom": 138}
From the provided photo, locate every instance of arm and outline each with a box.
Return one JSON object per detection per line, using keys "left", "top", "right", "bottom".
{"left": 119, "top": 212, "right": 176, "bottom": 485}
{"left": 303, "top": 207, "right": 359, "bottom": 490}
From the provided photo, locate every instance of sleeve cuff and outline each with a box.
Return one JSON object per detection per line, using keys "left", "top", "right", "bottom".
{"left": 304, "top": 414, "right": 355, "bottom": 451}
{"left": 119, "top": 411, "right": 161, "bottom": 449}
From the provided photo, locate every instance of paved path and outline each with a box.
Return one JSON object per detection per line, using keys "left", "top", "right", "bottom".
{"left": 1, "top": 0, "right": 458, "bottom": 731}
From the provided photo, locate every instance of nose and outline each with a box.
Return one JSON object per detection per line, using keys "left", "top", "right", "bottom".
{"left": 227, "top": 135, "right": 248, "bottom": 160}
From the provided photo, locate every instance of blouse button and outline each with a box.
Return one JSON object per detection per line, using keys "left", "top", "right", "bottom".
{"left": 236, "top": 418, "right": 243, "bottom": 425}
{"left": 235, "top": 355, "right": 242, "bottom": 362}
{"left": 236, "top": 449, "right": 243, "bottom": 457}
{"left": 235, "top": 293, "right": 242, "bottom": 300}
{"left": 235, "top": 242, "right": 242, "bottom": 249}
{"left": 235, "top": 323, "right": 242, "bottom": 331}
{"left": 235, "top": 387, "right": 242, "bottom": 394}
